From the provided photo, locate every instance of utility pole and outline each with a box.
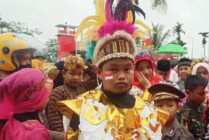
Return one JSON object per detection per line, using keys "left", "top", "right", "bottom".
{"left": 186, "top": 37, "right": 194, "bottom": 59}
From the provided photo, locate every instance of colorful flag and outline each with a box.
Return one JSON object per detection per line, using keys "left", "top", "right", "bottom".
{"left": 104, "top": 73, "right": 113, "bottom": 80}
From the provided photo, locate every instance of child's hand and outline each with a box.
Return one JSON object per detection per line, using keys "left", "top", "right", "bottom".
{"left": 84, "top": 64, "right": 97, "bottom": 78}
{"left": 135, "top": 71, "right": 151, "bottom": 89}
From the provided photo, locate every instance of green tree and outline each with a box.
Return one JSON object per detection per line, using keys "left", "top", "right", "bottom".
{"left": 173, "top": 22, "right": 186, "bottom": 46}
{"left": 0, "top": 15, "right": 41, "bottom": 36}
{"left": 151, "top": 0, "right": 168, "bottom": 12}
{"left": 199, "top": 32, "right": 209, "bottom": 46}
{"left": 199, "top": 32, "right": 209, "bottom": 58}
{"left": 45, "top": 38, "right": 58, "bottom": 63}
{"left": 148, "top": 23, "right": 171, "bottom": 50}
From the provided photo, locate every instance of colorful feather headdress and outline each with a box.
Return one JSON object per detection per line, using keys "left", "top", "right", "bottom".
{"left": 76, "top": 0, "right": 155, "bottom": 66}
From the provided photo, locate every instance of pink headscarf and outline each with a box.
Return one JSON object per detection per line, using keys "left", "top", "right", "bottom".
{"left": 0, "top": 68, "right": 53, "bottom": 140}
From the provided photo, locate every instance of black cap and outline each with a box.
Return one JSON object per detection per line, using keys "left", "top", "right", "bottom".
{"left": 178, "top": 58, "right": 192, "bottom": 68}
{"left": 148, "top": 83, "right": 185, "bottom": 101}
{"left": 157, "top": 59, "right": 170, "bottom": 72}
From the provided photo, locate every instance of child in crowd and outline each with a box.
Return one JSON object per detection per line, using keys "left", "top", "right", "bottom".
{"left": 0, "top": 68, "right": 52, "bottom": 140}
{"left": 53, "top": 61, "right": 65, "bottom": 89}
{"left": 149, "top": 83, "right": 194, "bottom": 140}
{"left": 176, "top": 58, "right": 192, "bottom": 93}
{"left": 155, "top": 59, "right": 179, "bottom": 82}
{"left": 56, "top": 19, "right": 169, "bottom": 140}
{"left": 177, "top": 75, "right": 208, "bottom": 139}
{"left": 134, "top": 54, "right": 163, "bottom": 90}
{"left": 46, "top": 55, "right": 97, "bottom": 132}
{"left": 191, "top": 62, "right": 209, "bottom": 90}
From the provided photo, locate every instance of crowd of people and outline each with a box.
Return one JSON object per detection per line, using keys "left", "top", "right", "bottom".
{"left": 1, "top": 0, "right": 209, "bottom": 140}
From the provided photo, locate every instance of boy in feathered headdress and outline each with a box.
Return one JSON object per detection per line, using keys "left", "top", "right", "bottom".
{"left": 57, "top": 0, "right": 169, "bottom": 139}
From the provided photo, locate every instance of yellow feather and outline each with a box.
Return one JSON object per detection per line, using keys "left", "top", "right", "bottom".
{"left": 95, "top": 0, "right": 105, "bottom": 20}
{"left": 135, "top": 20, "right": 156, "bottom": 33}
{"left": 75, "top": 16, "right": 105, "bottom": 41}
{"left": 127, "top": 12, "right": 155, "bottom": 33}
{"left": 134, "top": 30, "right": 148, "bottom": 39}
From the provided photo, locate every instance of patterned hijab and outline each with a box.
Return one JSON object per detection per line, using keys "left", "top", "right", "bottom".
{"left": 0, "top": 68, "right": 53, "bottom": 140}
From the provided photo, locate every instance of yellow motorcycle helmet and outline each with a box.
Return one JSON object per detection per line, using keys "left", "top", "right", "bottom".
{"left": 0, "top": 33, "right": 36, "bottom": 72}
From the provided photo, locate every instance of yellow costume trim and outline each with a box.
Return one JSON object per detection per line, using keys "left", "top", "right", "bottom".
{"left": 142, "top": 90, "right": 152, "bottom": 102}
{"left": 57, "top": 99, "right": 82, "bottom": 120}
{"left": 57, "top": 90, "right": 169, "bottom": 139}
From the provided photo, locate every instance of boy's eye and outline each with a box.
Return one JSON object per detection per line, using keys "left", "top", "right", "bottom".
{"left": 125, "top": 68, "right": 131, "bottom": 72}
{"left": 169, "top": 104, "right": 174, "bottom": 107}
{"left": 78, "top": 74, "right": 83, "bottom": 76}
{"left": 156, "top": 104, "right": 162, "bottom": 108}
{"left": 110, "top": 68, "right": 116, "bottom": 71}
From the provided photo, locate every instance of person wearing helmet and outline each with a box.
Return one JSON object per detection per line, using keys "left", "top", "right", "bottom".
{"left": 0, "top": 33, "right": 36, "bottom": 80}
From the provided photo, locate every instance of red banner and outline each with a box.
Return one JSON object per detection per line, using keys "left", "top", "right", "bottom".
{"left": 57, "top": 30, "right": 76, "bottom": 61}
{"left": 142, "top": 38, "right": 152, "bottom": 47}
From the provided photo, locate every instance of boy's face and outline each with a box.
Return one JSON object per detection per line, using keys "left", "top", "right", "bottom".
{"left": 155, "top": 99, "right": 181, "bottom": 122}
{"left": 136, "top": 60, "right": 152, "bottom": 80}
{"left": 156, "top": 69, "right": 168, "bottom": 81}
{"left": 98, "top": 58, "right": 134, "bottom": 94}
{"left": 186, "top": 86, "right": 206, "bottom": 105}
{"left": 178, "top": 65, "right": 190, "bottom": 80}
{"left": 62, "top": 68, "right": 84, "bottom": 87}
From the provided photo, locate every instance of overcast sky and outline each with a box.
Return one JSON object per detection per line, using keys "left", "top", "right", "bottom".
{"left": 0, "top": 0, "right": 209, "bottom": 59}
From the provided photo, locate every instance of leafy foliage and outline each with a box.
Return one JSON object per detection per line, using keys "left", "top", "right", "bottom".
{"left": 147, "top": 23, "right": 171, "bottom": 50}
{"left": 45, "top": 38, "right": 58, "bottom": 63}
{"left": 150, "top": 0, "right": 168, "bottom": 13}
{"left": 199, "top": 32, "right": 209, "bottom": 46}
{"left": 173, "top": 22, "right": 186, "bottom": 46}
{"left": 0, "top": 15, "right": 41, "bottom": 36}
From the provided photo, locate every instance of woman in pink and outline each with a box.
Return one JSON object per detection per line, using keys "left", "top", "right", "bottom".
{"left": 0, "top": 68, "right": 53, "bottom": 140}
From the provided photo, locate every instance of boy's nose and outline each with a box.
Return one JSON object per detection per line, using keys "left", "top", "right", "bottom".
{"left": 161, "top": 106, "right": 168, "bottom": 111}
{"left": 73, "top": 74, "right": 80, "bottom": 79}
{"left": 118, "top": 72, "right": 125, "bottom": 80}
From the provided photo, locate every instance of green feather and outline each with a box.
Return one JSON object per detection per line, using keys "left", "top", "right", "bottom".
{"left": 85, "top": 41, "right": 97, "bottom": 62}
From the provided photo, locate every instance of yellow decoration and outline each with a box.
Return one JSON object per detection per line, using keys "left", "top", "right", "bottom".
{"left": 155, "top": 107, "right": 169, "bottom": 125}
{"left": 44, "top": 79, "right": 52, "bottom": 91}
{"left": 66, "top": 129, "right": 79, "bottom": 140}
{"left": 32, "top": 59, "right": 43, "bottom": 70}
{"left": 41, "top": 62, "right": 59, "bottom": 80}
{"left": 134, "top": 30, "right": 147, "bottom": 39}
{"left": 142, "top": 90, "right": 152, "bottom": 102}
{"left": 83, "top": 106, "right": 106, "bottom": 124}
{"left": 75, "top": 0, "right": 106, "bottom": 49}
{"left": 57, "top": 99, "right": 83, "bottom": 120}
{"left": 188, "top": 58, "right": 208, "bottom": 74}
{"left": 57, "top": 90, "right": 169, "bottom": 140}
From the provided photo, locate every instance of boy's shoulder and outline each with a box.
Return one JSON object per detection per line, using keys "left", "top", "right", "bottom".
{"left": 53, "top": 85, "right": 65, "bottom": 92}
{"left": 164, "top": 119, "right": 194, "bottom": 140}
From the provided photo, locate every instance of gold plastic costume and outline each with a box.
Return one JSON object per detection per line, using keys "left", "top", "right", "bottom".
{"left": 57, "top": 90, "right": 169, "bottom": 140}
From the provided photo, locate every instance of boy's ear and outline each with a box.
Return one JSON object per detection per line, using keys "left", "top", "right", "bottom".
{"left": 176, "top": 104, "right": 182, "bottom": 113}
{"left": 185, "top": 90, "right": 190, "bottom": 95}
{"left": 96, "top": 68, "right": 102, "bottom": 79}
{"left": 61, "top": 70, "right": 66, "bottom": 76}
